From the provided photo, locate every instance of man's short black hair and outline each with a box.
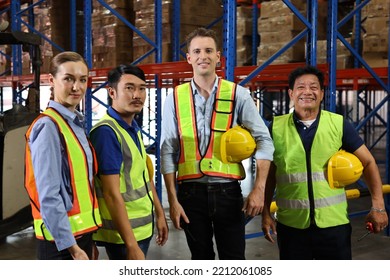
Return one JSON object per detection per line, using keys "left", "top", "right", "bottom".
{"left": 107, "top": 64, "right": 146, "bottom": 90}
{"left": 288, "top": 66, "right": 325, "bottom": 90}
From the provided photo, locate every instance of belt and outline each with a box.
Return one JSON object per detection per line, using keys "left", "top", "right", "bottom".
{"left": 178, "top": 181, "right": 240, "bottom": 190}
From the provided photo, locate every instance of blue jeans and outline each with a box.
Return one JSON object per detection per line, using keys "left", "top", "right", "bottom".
{"left": 177, "top": 181, "right": 246, "bottom": 260}
{"left": 98, "top": 237, "right": 151, "bottom": 260}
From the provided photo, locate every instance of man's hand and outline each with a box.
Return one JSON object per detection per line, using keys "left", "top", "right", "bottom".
{"left": 366, "top": 208, "right": 389, "bottom": 233}
{"left": 169, "top": 201, "right": 189, "bottom": 230}
{"left": 155, "top": 215, "right": 169, "bottom": 246}
{"left": 243, "top": 187, "right": 264, "bottom": 217}
{"left": 126, "top": 245, "right": 146, "bottom": 260}
{"left": 261, "top": 213, "right": 277, "bottom": 243}
{"left": 68, "top": 244, "right": 89, "bottom": 260}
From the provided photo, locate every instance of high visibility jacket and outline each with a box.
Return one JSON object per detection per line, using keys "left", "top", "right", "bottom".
{"left": 91, "top": 114, "right": 153, "bottom": 244}
{"left": 174, "top": 79, "right": 245, "bottom": 181}
{"left": 25, "top": 108, "right": 102, "bottom": 241}
{"left": 272, "top": 111, "right": 349, "bottom": 229}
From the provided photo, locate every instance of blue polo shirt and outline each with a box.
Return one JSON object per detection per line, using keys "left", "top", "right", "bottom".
{"left": 89, "top": 107, "right": 142, "bottom": 175}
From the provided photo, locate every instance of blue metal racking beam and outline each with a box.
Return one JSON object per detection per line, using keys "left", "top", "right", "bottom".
{"left": 10, "top": 0, "right": 21, "bottom": 104}
{"left": 223, "top": 0, "right": 236, "bottom": 81}
{"left": 84, "top": 0, "right": 93, "bottom": 133}
{"left": 251, "top": 1, "right": 259, "bottom": 66}
{"left": 154, "top": 0, "right": 163, "bottom": 197}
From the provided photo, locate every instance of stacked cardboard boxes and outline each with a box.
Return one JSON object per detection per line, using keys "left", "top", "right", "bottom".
{"left": 258, "top": 0, "right": 328, "bottom": 65}
{"left": 315, "top": 38, "right": 354, "bottom": 69}
{"left": 258, "top": 0, "right": 307, "bottom": 65}
{"left": 18, "top": 0, "right": 85, "bottom": 73}
{"left": 133, "top": 0, "right": 223, "bottom": 64}
{"left": 236, "top": 4, "right": 259, "bottom": 66}
{"left": 92, "top": 0, "right": 134, "bottom": 69}
{"left": 34, "top": 3, "right": 52, "bottom": 73}
{"left": 41, "top": 0, "right": 84, "bottom": 72}
{"left": 361, "top": 0, "right": 389, "bottom": 67}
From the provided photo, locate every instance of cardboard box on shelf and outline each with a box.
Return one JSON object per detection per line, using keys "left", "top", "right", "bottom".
{"left": 105, "top": 0, "right": 133, "bottom": 9}
{"left": 314, "top": 38, "right": 353, "bottom": 58}
{"left": 363, "top": 52, "right": 389, "bottom": 68}
{"left": 363, "top": 34, "right": 388, "bottom": 53}
{"left": 237, "top": 18, "right": 254, "bottom": 36}
{"left": 362, "top": 0, "right": 390, "bottom": 18}
{"left": 134, "top": 0, "right": 222, "bottom": 20}
{"left": 101, "top": 8, "right": 135, "bottom": 26}
{"left": 237, "top": 5, "right": 256, "bottom": 19}
{"left": 91, "top": 2, "right": 135, "bottom": 68}
{"left": 135, "top": 1, "right": 222, "bottom": 27}
{"left": 260, "top": 1, "right": 327, "bottom": 39}
{"left": 258, "top": 40, "right": 305, "bottom": 64}
{"left": 179, "top": 0, "right": 222, "bottom": 17}
{"left": 317, "top": 55, "right": 354, "bottom": 69}
{"left": 361, "top": 16, "right": 389, "bottom": 36}
{"left": 260, "top": 30, "right": 300, "bottom": 45}
{"left": 260, "top": 0, "right": 305, "bottom": 19}
{"left": 133, "top": 43, "right": 172, "bottom": 65}
{"left": 258, "top": 14, "right": 305, "bottom": 32}
{"left": 134, "top": 22, "right": 223, "bottom": 50}
{"left": 133, "top": 0, "right": 159, "bottom": 11}
{"left": 40, "top": 56, "right": 52, "bottom": 74}
{"left": 237, "top": 46, "right": 254, "bottom": 66}
{"left": 92, "top": 46, "right": 133, "bottom": 69}
{"left": 133, "top": 0, "right": 223, "bottom": 54}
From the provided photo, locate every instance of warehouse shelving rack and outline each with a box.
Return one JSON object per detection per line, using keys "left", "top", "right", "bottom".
{"left": 0, "top": 0, "right": 389, "bottom": 231}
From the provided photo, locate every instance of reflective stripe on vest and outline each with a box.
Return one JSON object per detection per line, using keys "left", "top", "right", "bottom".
{"left": 276, "top": 171, "right": 327, "bottom": 184}
{"left": 24, "top": 108, "right": 101, "bottom": 241}
{"left": 272, "top": 111, "right": 349, "bottom": 229}
{"left": 175, "top": 80, "right": 245, "bottom": 181}
{"left": 91, "top": 115, "right": 153, "bottom": 243}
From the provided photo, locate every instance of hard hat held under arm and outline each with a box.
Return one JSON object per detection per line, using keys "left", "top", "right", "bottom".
{"left": 220, "top": 125, "right": 256, "bottom": 163}
{"left": 174, "top": 80, "right": 246, "bottom": 181}
{"left": 327, "top": 150, "right": 363, "bottom": 189}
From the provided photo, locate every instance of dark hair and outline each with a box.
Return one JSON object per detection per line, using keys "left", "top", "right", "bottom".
{"left": 185, "top": 27, "right": 219, "bottom": 52}
{"left": 288, "top": 66, "right": 325, "bottom": 90}
{"left": 50, "top": 51, "right": 88, "bottom": 77}
{"left": 107, "top": 64, "right": 146, "bottom": 90}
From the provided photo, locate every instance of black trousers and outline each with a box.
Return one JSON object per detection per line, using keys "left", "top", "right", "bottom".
{"left": 177, "top": 181, "right": 246, "bottom": 260}
{"left": 36, "top": 233, "right": 93, "bottom": 260}
{"left": 277, "top": 222, "right": 352, "bottom": 260}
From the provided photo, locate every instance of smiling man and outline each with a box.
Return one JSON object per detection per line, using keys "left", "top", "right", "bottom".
{"left": 160, "top": 28, "right": 274, "bottom": 260}
{"left": 261, "top": 66, "right": 388, "bottom": 260}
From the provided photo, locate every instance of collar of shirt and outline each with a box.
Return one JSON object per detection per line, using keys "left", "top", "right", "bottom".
{"left": 190, "top": 75, "right": 219, "bottom": 97}
{"left": 107, "top": 106, "right": 140, "bottom": 134}
{"left": 292, "top": 110, "right": 320, "bottom": 130}
{"left": 292, "top": 110, "right": 322, "bottom": 152}
{"left": 48, "top": 100, "right": 84, "bottom": 127}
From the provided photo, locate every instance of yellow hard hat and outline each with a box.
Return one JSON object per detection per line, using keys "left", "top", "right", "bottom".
{"left": 146, "top": 154, "right": 154, "bottom": 179}
{"left": 327, "top": 150, "right": 363, "bottom": 189}
{"left": 220, "top": 125, "right": 256, "bottom": 163}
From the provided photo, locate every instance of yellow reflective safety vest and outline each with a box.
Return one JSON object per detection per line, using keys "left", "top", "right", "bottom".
{"left": 272, "top": 111, "right": 349, "bottom": 229}
{"left": 91, "top": 114, "right": 153, "bottom": 244}
{"left": 174, "top": 79, "right": 246, "bottom": 181}
{"left": 25, "top": 108, "right": 102, "bottom": 241}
